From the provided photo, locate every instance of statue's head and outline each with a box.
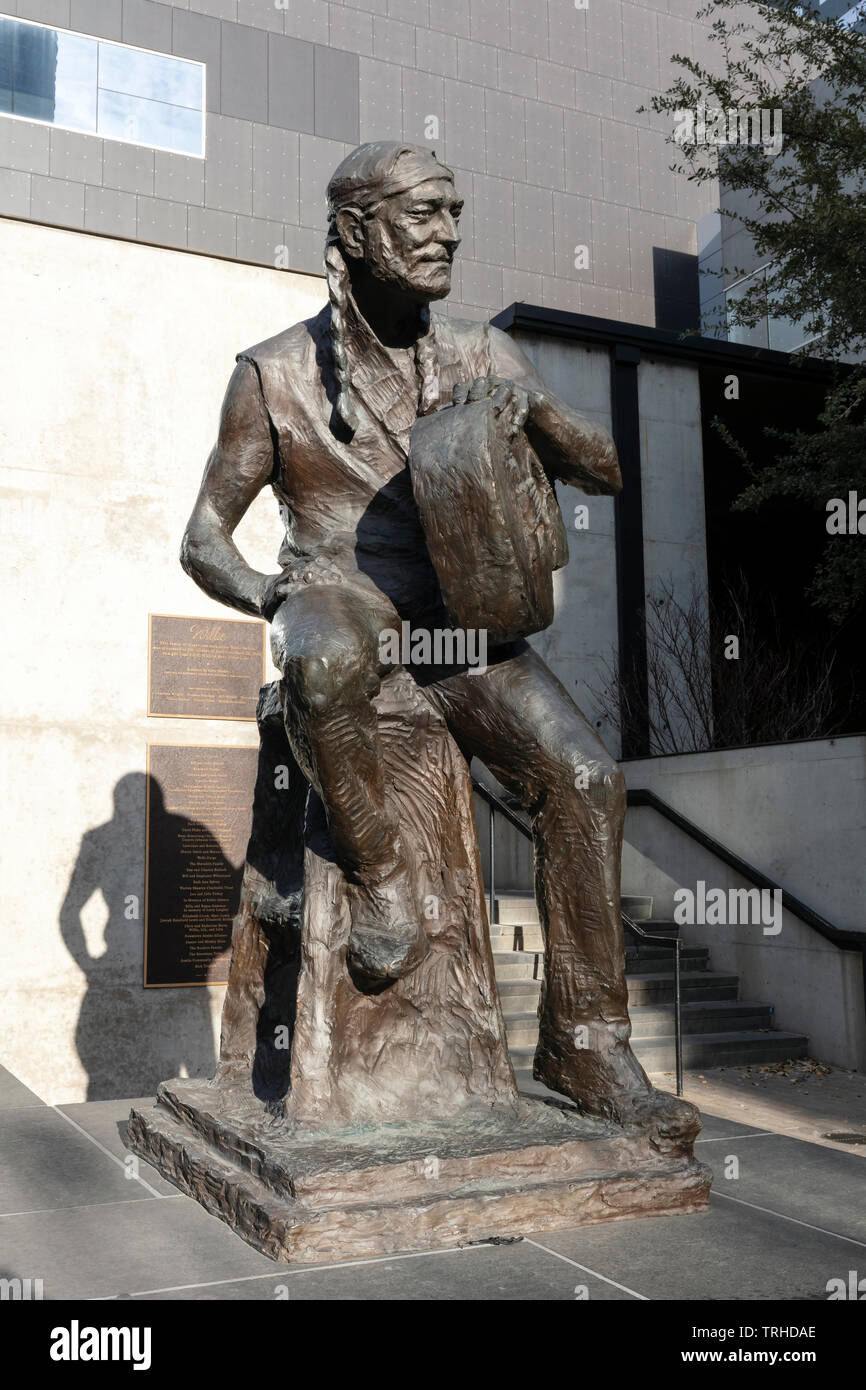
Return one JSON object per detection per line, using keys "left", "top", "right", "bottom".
{"left": 326, "top": 141, "right": 461, "bottom": 305}
{"left": 323, "top": 142, "right": 461, "bottom": 434}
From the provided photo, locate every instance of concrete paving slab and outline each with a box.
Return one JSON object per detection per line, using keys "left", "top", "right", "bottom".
{"left": 537, "top": 1195, "right": 862, "bottom": 1300}
{"left": 0, "top": 1106, "right": 154, "bottom": 1217}
{"left": 698, "top": 1134, "right": 866, "bottom": 1242}
{"left": 132, "top": 1238, "right": 638, "bottom": 1301}
{"left": 2, "top": 1058, "right": 862, "bottom": 1302}
{"left": 0, "top": 1064, "right": 45, "bottom": 1110}
{"left": 694, "top": 1114, "right": 775, "bottom": 1142}
{"left": 653, "top": 1062, "right": 866, "bottom": 1156}
{"left": 0, "top": 1190, "right": 276, "bottom": 1299}
{"left": 57, "top": 1097, "right": 178, "bottom": 1196}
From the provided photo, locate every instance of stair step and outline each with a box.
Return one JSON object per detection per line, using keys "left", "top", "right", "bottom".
{"left": 509, "top": 1030, "right": 809, "bottom": 1076}
{"left": 504, "top": 1013, "right": 540, "bottom": 1047}
{"left": 500, "top": 1000, "right": 774, "bottom": 1042}
{"left": 492, "top": 958, "right": 741, "bottom": 1002}
{"left": 488, "top": 926, "right": 691, "bottom": 954}
{"left": 624, "top": 945, "right": 709, "bottom": 974}
{"left": 631, "top": 1030, "right": 809, "bottom": 1069}
{"left": 491, "top": 901, "right": 676, "bottom": 932}
{"left": 624, "top": 920, "right": 680, "bottom": 938}
{"left": 622, "top": 895, "right": 653, "bottom": 920}
{"left": 492, "top": 950, "right": 544, "bottom": 980}
{"left": 493, "top": 893, "right": 539, "bottom": 927}
{"left": 629, "top": 1000, "right": 773, "bottom": 1037}
{"left": 626, "top": 971, "right": 741, "bottom": 1004}
{"left": 489, "top": 906, "right": 680, "bottom": 936}
{"left": 496, "top": 980, "right": 542, "bottom": 1012}
{"left": 489, "top": 918, "right": 683, "bottom": 947}
{"left": 489, "top": 924, "right": 545, "bottom": 951}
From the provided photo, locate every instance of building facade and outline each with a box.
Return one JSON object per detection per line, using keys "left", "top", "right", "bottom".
{"left": 1, "top": 0, "right": 717, "bottom": 323}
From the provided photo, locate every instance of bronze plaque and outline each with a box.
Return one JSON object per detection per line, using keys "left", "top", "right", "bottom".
{"left": 144, "top": 744, "right": 258, "bottom": 987}
{"left": 148, "top": 614, "right": 266, "bottom": 720}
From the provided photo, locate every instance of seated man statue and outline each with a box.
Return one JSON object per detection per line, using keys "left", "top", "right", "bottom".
{"left": 180, "top": 140, "right": 698, "bottom": 1143}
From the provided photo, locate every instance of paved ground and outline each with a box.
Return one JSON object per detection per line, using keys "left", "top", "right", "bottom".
{"left": 656, "top": 1057, "right": 866, "bottom": 1156}
{"left": 2, "top": 1060, "right": 864, "bottom": 1302}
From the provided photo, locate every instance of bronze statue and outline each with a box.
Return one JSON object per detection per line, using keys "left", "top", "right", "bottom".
{"left": 127, "top": 142, "right": 709, "bottom": 1260}
{"left": 178, "top": 140, "right": 697, "bottom": 1146}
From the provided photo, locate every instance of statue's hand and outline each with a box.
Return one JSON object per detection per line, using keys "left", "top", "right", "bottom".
{"left": 450, "top": 376, "right": 543, "bottom": 439}
{"left": 261, "top": 555, "right": 343, "bottom": 622}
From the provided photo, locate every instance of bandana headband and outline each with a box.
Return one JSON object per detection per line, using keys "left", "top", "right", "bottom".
{"left": 327, "top": 144, "right": 454, "bottom": 231}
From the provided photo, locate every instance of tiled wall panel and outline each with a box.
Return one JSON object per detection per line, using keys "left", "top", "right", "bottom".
{"left": 0, "top": 0, "right": 717, "bottom": 323}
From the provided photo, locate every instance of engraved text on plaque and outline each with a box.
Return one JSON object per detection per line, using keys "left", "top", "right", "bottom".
{"left": 148, "top": 615, "right": 266, "bottom": 720}
{"left": 144, "top": 744, "right": 258, "bottom": 986}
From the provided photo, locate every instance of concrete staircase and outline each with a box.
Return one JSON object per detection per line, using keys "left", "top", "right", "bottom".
{"left": 490, "top": 890, "right": 809, "bottom": 1084}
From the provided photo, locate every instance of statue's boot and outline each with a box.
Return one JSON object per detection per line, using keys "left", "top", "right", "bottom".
{"left": 346, "top": 854, "right": 429, "bottom": 992}
{"left": 534, "top": 1026, "right": 701, "bottom": 1156}
{"left": 579, "top": 1086, "right": 702, "bottom": 1157}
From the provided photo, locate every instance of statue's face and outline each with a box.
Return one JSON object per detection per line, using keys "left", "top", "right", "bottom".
{"left": 352, "top": 177, "right": 463, "bottom": 302}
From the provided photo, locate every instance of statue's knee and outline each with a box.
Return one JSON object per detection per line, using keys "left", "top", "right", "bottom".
{"left": 283, "top": 634, "right": 377, "bottom": 715}
{"left": 565, "top": 756, "right": 625, "bottom": 813}
{"left": 283, "top": 654, "right": 331, "bottom": 714}
{"left": 591, "top": 760, "right": 625, "bottom": 812}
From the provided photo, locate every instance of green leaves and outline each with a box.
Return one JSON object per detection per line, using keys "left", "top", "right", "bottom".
{"left": 652, "top": 0, "right": 866, "bottom": 622}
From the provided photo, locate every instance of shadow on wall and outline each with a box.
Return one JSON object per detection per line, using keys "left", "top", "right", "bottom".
{"left": 59, "top": 773, "right": 222, "bottom": 1101}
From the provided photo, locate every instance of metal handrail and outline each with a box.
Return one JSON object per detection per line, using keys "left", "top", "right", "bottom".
{"left": 627, "top": 785, "right": 866, "bottom": 1047}
{"left": 472, "top": 775, "right": 685, "bottom": 1097}
{"left": 622, "top": 911, "right": 683, "bottom": 1098}
{"left": 627, "top": 787, "right": 866, "bottom": 949}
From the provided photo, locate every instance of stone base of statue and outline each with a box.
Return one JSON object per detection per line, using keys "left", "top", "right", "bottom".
{"left": 126, "top": 673, "right": 710, "bottom": 1262}
{"left": 127, "top": 1079, "right": 710, "bottom": 1263}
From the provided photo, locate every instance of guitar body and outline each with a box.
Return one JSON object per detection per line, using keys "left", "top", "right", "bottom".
{"left": 408, "top": 397, "right": 568, "bottom": 647}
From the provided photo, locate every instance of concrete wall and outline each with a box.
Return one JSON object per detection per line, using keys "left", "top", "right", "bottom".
{"left": 513, "top": 329, "right": 709, "bottom": 758}
{"left": 638, "top": 351, "right": 709, "bottom": 751}
{"left": 472, "top": 330, "right": 709, "bottom": 886}
{"left": 0, "top": 217, "right": 325, "bottom": 1103}
{"left": 515, "top": 328, "right": 618, "bottom": 742}
{"left": 639, "top": 353, "right": 707, "bottom": 606}
{"left": 621, "top": 737, "right": 866, "bottom": 1069}
{"left": 623, "top": 736, "right": 866, "bottom": 933}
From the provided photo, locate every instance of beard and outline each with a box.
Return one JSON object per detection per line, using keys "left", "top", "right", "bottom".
{"left": 366, "top": 228, "right": 453, "bottom": 302}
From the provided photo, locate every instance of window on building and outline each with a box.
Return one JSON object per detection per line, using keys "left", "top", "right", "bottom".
{"left": 725, "top": 264, "right": 819, "bottom": 354}
{"left": 0, "top": 14, "right": 204, "bottom": 156}
{"left": 767, "top": 0, "right": 866, "bottom": 29}
{"left": 819, "top": 0, "right": 866, "bottom": 28}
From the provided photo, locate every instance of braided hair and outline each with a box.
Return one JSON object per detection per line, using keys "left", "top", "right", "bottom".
{"left": 324, "top": 239, "right": 361, "bottom": 435}
{"left": 324, "top": 142, "right": 453, "bottom": 437}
